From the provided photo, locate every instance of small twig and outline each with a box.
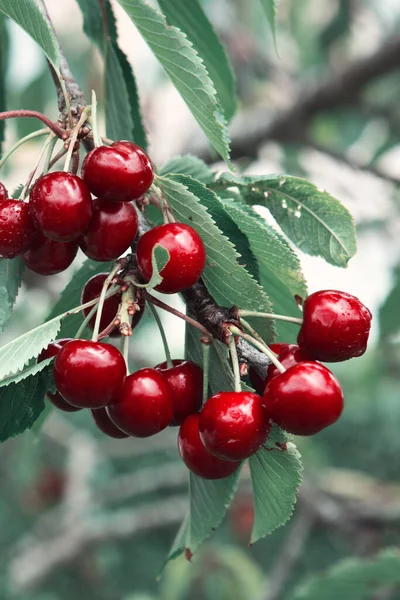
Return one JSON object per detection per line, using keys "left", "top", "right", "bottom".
{"left": 20, "top": 133, "right": 56, "bottom": 199}
{"left": 148, "top": 302, "right": 173, "bottom": 368}
{"left": 0, "top": 110, "right": 65, "bottom": 138}
{"left": 202, "top": 340, "right": 211, "bottom": 404}
{"left": 63, "top": 108, "right": 90, "bottom": 173}
{"left": 228, "top": 334, "right": 241, "bottom": 392}
{"left": 92, "top": 265, "right": 121, "bottom": 341}
{"left": 145, "top": 292, "right": 212, "bottom": 338}
{"left": 239, "top": 310, "right": 302, "bottom": 325}
{"left": 230, "top": 326, "right": 286, "bottom": 374}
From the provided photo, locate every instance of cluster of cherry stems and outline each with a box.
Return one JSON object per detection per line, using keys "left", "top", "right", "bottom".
{"left": 0, "top": 117, "right": 372, "bottom": 480}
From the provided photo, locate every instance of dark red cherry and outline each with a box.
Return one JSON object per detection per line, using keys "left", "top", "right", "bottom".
{"left": 297, "top": 290, "right": 372, "bottom": 362}
{"left": 263, "top": 361, "right": 344, "bottom": 435}
{"left": 0, "top": 200, "right": 36, "bottom": 258}
{"left": 107, "top": 368, "right": 174, "bottom": 437}
{"left": 80, "top": 198, "right": 138, "bottom": 261}
{"left": 91, "top": 407, "right": 129, "bottom": 439}
{"left": 29, "top": 172, "right": 92, "bottom": 242}
{"left": 38, "top": 339, "right": 81, "bottom": 412}
{"left": 178, "top": 414, "right": 240, "bottom": 480}
{"left": 81, "top": 273, "right": 145, "bottom": 337}
{"left": 0, "top": 182, "right": 8, "bottom": 201}
{"left": 22, "top": 232, "right": 78, "bottom": 275}
{"left": 199, "top": 391, "right": 271, "bottom": 462}
{"left": 249, "top": 344, "right": 313, "bottom": 394}
{"left": 155, "top": 360, "right": 203, "bottom": 426}
{"left": 136, "top": 223, "right": 206, "bottom": 294}
{"left": 54, "top": 340, "right": 126, "bottom": 408}
{"left": 81, "top": 141, "right": 154, "bottom": 202}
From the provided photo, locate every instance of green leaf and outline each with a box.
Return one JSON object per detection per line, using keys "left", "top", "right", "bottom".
{"left": 45, "top": 259, "right": 113, "bottom": 339}
{"left": 157, "top": 0, "right": 237, "bottom": 121}
{"left": 259, "top": 0, "right": 279, "bottom": 52}
{"left": 379, "top": 266, "right": 400, "bottom": 341}
{"left": 144, "top": 245, "right": 170, "bottom": 291}
{"left": 0, "top": 356, "right": 52, "bottom": 387}
{"left": 249, "top": 426, "right": 302, "bottom": 544}
{"left": 220, "top": 200, "right": 306, "bottom": 341}
{"left": 216, "top": 174, "right": 357, "bottom": 268}
{"left": 160, "top": 155, "right": 214, "bottom": 183}
{"left": 289, "top": 548, "right": 400, "bottom": 600}
{"left": 116, "top": 0, "right": 231, "bottom": 163}
{"left": 0, "top": 366, "right": 51, "bottom": 442}
{"left": 166, "top": 468, "right": 241, "bottom": 563}
{"left": 0, "top": 318, "right": 62, "bottom": 380}
{"left": 0, "top": 14, "right": 8, "bottom": 154}
{"left": 106, "top": 42, "right": 147, "bottom": 149}
{"left": 76, "top": 0, "right": 147, "bottom": 148}
{"left": 157, "top": 175, "right": 275, "bottom": 343}
{"left": 0, "top": 257, "right": 24, "bottom": 333}
{"left": 0, "top": 0, "right": 60, "bottom": 67}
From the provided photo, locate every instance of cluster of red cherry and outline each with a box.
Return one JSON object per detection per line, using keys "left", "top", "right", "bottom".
{"left": 0, "top": 137, "right": 372, "bottom": 480}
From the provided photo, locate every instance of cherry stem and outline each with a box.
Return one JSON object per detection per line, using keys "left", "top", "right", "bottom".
{"left": 20, "top": 133, "right": 56, "bottom": 199}
{"left": 48, "top": 146, "right": 68, "bottom": 170}
{"left": 74, "top": 285, "right": 120, "bottom": 340}
{"left": 240, "top": 318, "right": 272, "bottom": 350}
{"left": 92, "top": 264, "right": 121, "bottom": 342}
{"left": 0, "top": 128, "right": 49, "bottom": 170}
{"left": 90, "top": 90, "right": 101, "bottom": 147}
{"left": 121, "top": 335, "right": 130, "bottom": 372}
{"left": 101, "top": 136, "right": 113, "bottom": 146}
{"left": 0, "top": 110, "right": 65, "bottom": 138}
{"left": 144, "top": 292, "right": 212, "bottom": 339}
{"left": 228, "top": 334, "right": 242, "bottom": 392}
{"left": 238, "top": 310, "right": 303, "bottom": 325}
{"left": 42, "top": 136, "right": 58, "bottom": 175}
{"left": 148, "top": 302, "right": 173, "bottom": 369}
{"left": 118, "top": 283, "right": 135, "bottom": 336}
{"left": 63, "top": 108, "right": 90, "bottom": 173}
{"left": 229, "top": 326, "right": 286, "bottom": 374}
{"left": 201, "top": 341, "right": 211, "bottom": 404}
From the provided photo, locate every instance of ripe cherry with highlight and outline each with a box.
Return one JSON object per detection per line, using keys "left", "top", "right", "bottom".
{"left": 108, "top": 368, "right": 174, "bottom": 437}
{"left": 249, "top": 343, "right": 313, "bottom": 394}
{"left": 297, "top": 290, "right": 372, "bottom": 362}
{"left": 38, "top": 339, "right": 81, "bottom": 413}
{"left": 82, "top": 141, "right": 154, "bottom": 202}
{"left": 179, "top": 414, "right": 239, "bottom": 480}
{"left": 136, "top": 223, "right": 206, "bottom": 294}
{"left": 54, "top": 340, "right": 126, "bottom": 408}
{"left": 155, "top": 359, "right": 203, "bottom": 426}
{"left": 91, "top": 408, "right": 129, "bottom": 439}
{"left": 23, "top": 233, "right": 78, "bottom": 275}
{"left": 0, "top": 200, "right": 36, "bottom": 258}
{"left": 199, "top": 391, "right": 271, "bottom": 461}
{"left": 263, "top": 361, "right": 344, "bottom": 435}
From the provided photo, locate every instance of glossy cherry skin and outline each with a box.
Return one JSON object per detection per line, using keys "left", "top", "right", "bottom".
{"left": 0, "top": 182, "right": 8, "bottom": 201}
{"left": 263, "top": 361, "right": 344, "bottom": 435}
{"left": 178, "top": 414, "right": 240, "bottom": 480}
{"left": 54, "top": 340, "right": 126, "bottom": 409}
{"left": 199, "top": 391, "right": 271, "bottom": 462}
{"left": 82, "top": 141, "right": 154, "bottom": 202}
{"left": 297, "top": 290, "right": 372, "bottom": 362}
{"left": 108, "top": 368, "right": 174, "bottom": 437}
{"left": 249, "top": 344, "right": 313, "bottom": 394}
{"left": 0, "top": 200, "right": 36, "bottom": 258}
{"left": 38, "top": 339, "right": 81, "bottom": 413}
{"left": 136, "top": 223, "right": 206, "bottom": 294}
{"left": 91, "top": 407, "right": 129, "bottom": 439}
{"left": 23, "top": 233, "right": 78, "bottom": 275}
{"left": 155, "top": 360, "right": 203, "bottom": 426}
{"left": 81, "top": 273, "right": 145, "bottom": 337}
{"left": 29, "top": 172, "right": 92, "bottom": 242}
{"left": 80, "top": 198, "right": 138, "bottom": 261}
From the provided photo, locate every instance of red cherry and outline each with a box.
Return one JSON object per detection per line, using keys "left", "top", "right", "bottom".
{"left": 136, "top": 223, "right": 206, "bottom": 294}
{"left": 178, "top": 414, "right": 240, "bottom": 480}
{"left": 0, "top": 200, "right": 36, "bottom": 258}
{"left": 54, "top": 340, "right": 126, "bottom": 408}
{"left": 29, "top": 172, "right": 92, "bottom": 242}
{"left": 22, "top": 232, "right": 78, "bottom": 275}
{"left": 155, "top": 360, "right": 203, "bottom": 426}
{"left": 38, "top": 339, "right": 81, "bottom": 412}
{"left": 81, "top": 141, "right": 154, "bottom": 202}
{"left": 199, "top": 391, "right": 271, "bottom": 462}
{"left": 263, "top": 361, "right": 344, "bottom": 435}
{"left": 81, "top": 273, "right": 145, "bottom": 337}
{"left": 91, "top": 407, "right": 129, "bottom": 439}
{"left": 107, "top": 368, "right": 174, "bottom": 437}
{"left": 0, "top": 182, "right": 8, "bottom": 201}
{"left": 80, "top": 198, "right": 138, "bottom": 261}
{"left": 297, "top": 290, "right": 372, "bottom": 362}
{"left": 249, "top": 344, "right": 313, "bottom": 394}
